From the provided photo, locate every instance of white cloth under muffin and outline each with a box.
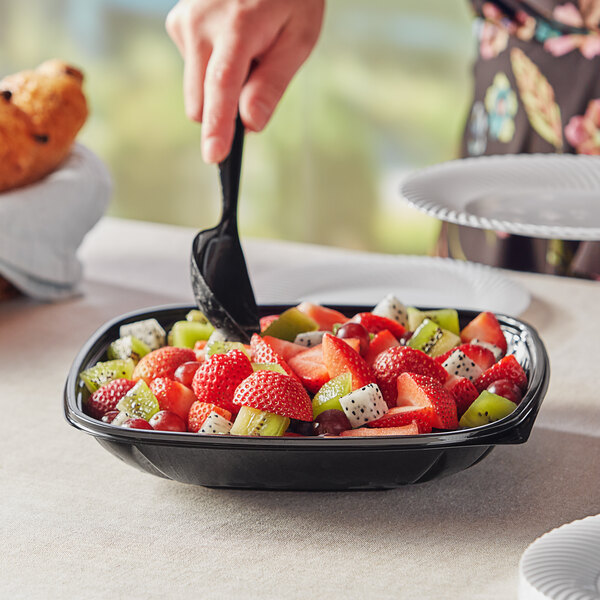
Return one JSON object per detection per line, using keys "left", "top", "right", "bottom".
{"left": 0, "top": 143, "right": 111, "bottom": 300}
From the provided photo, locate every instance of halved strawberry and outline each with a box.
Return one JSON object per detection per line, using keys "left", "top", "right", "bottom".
{"left": 250, "top": 333, "right": 301, "bottom": 383}
{"left": 287, "top": 344, "right": 330, "bottom": 394}
{"left": 396, "top": 372, "right": 458, "bottom": 430}
{"left": 260, "top": 314, "right": 279, "bottom": 331}
{"left": 444, "top": 374, "right": 479, "bottom": 418}
{"left": 339, "top": 422, "right": 419, "bottom": 437}
{"left": 372, "top": 346, "right": 448, "bottom": 408}
{"left": 149, "top": 377, "right": 198, "bottom": 421}
{"left": 351, "top": 312, "right": 406, "bottom": 340}
{"left": 364, "top": 329, "right": 399, "bottom": 366}
{"left": 367, "top": 405, "right": 433, "bottom": 433}
{"left": 192, "top": 349, "right": 253, "bottom": 415}
{"left": 296, "top": 302, "right": 349, "bottom": 331}
{"left": 233, "top": 370, "right": 313, "bottom": 421}
{"left": 435, "top": 343, "right": 496, "bottom": 371}
{"left": 133, "top": 346, "right": 196, "bottom": 384}
{"left": 85, "top": 378, "right": 136, "bottom": 419}
{"left": 187, "top": 401, "right": 232, "bottom": 433}
{"left": 474, "top": 354, "right": 527, "bottom": 392}
{"left": 261, "top": 335, "right": 307, "bottom": 362}
{"left": 322, "top": 333, "right": 376, "bottom": 391}
{"left": 460, "top": 312, "right": 507, "bottom": 355}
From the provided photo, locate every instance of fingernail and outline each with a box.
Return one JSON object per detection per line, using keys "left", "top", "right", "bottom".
{"left": 251, "top": 100, "right": 271, "bottom": 130}
{"left": 203, "top": 137, "right": 225, "bottom": 163}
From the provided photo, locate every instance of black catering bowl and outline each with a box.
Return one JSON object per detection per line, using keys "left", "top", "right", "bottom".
{"left": 64, "top": 304, "right": 550, "bottom": 491}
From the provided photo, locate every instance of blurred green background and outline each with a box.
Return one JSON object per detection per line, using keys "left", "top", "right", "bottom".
{"left": 0, "top": 0, "right": 475, "bottom": 254}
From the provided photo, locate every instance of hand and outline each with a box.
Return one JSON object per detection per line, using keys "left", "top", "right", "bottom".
{"left": 166, "top": 0, "right": 325, "bottom": 163}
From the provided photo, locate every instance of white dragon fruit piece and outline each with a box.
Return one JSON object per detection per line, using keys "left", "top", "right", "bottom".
{"left": 199, "top": 412, "right": 233, "bottom": 435}
{"left": 442, "top": 349, "right": 483, "bottom": 383}
{"left": 120, "top": 318, "right": 166, "bottom": 351}
{"left": 339, "top": 383, "right": 389, "bottom": 428}
{"left": 372, "top": 294, "right": 408, "bottom": 328}
{"left": 470, "top": 338, "right": 504, "bottom": 361}
{"left": 294, "top": 331, "right": 326, "bottom": 347}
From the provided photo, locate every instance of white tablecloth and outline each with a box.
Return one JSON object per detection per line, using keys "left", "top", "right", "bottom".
{"left": 2, "top": 217, "right": 599, "bottom": 600}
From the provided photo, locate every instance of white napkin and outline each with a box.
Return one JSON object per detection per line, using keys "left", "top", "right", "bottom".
{"left": 0, "top": 143, "right": 111, "bottom": 300}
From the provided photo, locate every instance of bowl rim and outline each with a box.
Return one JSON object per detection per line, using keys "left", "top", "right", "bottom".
{"left": 64, "top": 303, "right": 550, "bottom": 450}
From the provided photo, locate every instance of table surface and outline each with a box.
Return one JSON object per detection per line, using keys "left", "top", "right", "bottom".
{"left": 2, "top": 217, "right": 599, "bottom": 600}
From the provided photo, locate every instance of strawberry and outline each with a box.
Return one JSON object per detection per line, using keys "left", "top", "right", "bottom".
{"left": 322, "top": 333, "right": 376, "bottom": 391}
{"left": 396, "top": 372, "right": 458, "bottom": 430}
{"left": 250, "top": 333, "right": 301, "bottom": 383}
{"left": 287, "top": 344, "right": 330, "bottom": 393}
{"left": 85, "top": 378, "right": 136, "bottom": 419}
{"left": 261, "top": 336, "right": 307, "bottom": 362}
{"left": 364, "top": 329, "right": 399, "bottom": 366}
{"left": 260, "top": 314, "right": 280, "bottom": 331}
{"left": 133, "top": 346, "right": 196, "bottom": 384}
{"left": 372, "top": 346, "right": 448, "bottom": 408}
{"left": 233, "top": 370, "right": 313, "bottom": 421}
{"left": 351, "top": 312, "right": 406, "bottom": 340}
{"left": 193, "top": 340, "right": 208, "bottom": 362}
{"left": 149, "top": 410, "right": 187, "bottom": 432}
{"left": 460, "top": 311, "right": 507, "bottom": 355}
{"left": 339, "top": 422, "right": 419, "bottom": 437}
{"left": 296, "top": 302, "right": 349, "bottom": 331}
{"left": 187, "top": 401, "right": 232, "bottom": 433}
{"left": 192, "top": 349, "right": 253, "bottom": 415}
{"left": 474, "top": 354, "right": 527, "bottom": 392}
{"left": 122, "top": 417, "right": 153, "bottom": 430}
{"left": 444, "top": 374, "right": 479, "bottom": 418}
{"left": 149, "top": 377, "right": 198, "bottom": 420}
{"left": 435, "top": 343, "right": 496, "bottom": 371}
{"left": 367, "top": 405, "right": 433, "bottom": 433}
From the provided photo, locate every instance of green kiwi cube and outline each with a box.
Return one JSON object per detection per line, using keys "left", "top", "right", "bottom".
{"left": 116, "top": 380, "right": 160, "bottom": 421}
{"left": 206, "top": 340, "right": 250, "bottom": 357}
{"left": 185, "top": 309, "right": 209, "bottom": 324}
{"left": 407, "top": 308, "right": 460, "bottom": 335}
{"left": 459, "top": 390, "right": 517, "bottom": 428}
{"left": 251, "top": 363, "right": 287, "bottom": 374}
{"left": 261, "top": 307, "right": 318, "bottom": 342}
{"left": 79, "top": 359, "right": 135, "bottom": 393}
{"left": 230, "top": 406, "right": 290, "bottom": 436}
{"left": 168, "top": 320, "right": 214, "bottom": 348}
{"left": 408, "top": 319, "right": 460, "bottom": 357}
{"left": 312, "top": 373, "right": 352, "bottom": 418}
{"left": 107, "top": 336, "right": 150, "bottom": 363}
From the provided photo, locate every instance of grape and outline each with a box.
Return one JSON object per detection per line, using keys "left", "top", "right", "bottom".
{"left": 336, "top": 322, "right": 370, "bottom": 356}
{"left": 487, "top": 379, "right": 523, "bottom": 405}
{"left": 101, "top": 410, "right": 119, "bottom": 424}
{"left": 288, "top": 418, "right": 317, "bottom": 436}
{"left": 149, "top": 410, "right": 187, "bottom": 432}
{"left": 314, "top": 409, "right": 352, "bottom": 436}
{"left": 399, "top": 331, "right": 413, "bottom": 345}
{"left": 174, "top": 361, "right": 201, "bottom": 387}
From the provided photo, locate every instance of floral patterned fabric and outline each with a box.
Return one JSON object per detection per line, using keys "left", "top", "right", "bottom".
{"left": 443, "top": 0, "right": 600, "bottom": 278}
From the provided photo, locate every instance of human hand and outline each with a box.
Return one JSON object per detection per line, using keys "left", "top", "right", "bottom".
{"left": 166, "top": 0, "right": 325, "bottom": 163}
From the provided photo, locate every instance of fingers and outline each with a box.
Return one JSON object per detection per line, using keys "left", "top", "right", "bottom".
{"left": 201, "top": 39, "right": 252, "bottom": 162}
{"left": 183, "top": 36, "right": 210, "bottom": 122}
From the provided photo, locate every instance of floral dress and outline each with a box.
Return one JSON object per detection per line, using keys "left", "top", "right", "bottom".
{"left": 442, "top": 0, "right": 600, "bottom": 278}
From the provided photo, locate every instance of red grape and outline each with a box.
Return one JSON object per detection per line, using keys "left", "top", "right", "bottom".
{"left": 101, "top": 410, "right": 120, "bottom": 424}
{"left": 314, "top": 409, "right": 352, "bottom": 436}
{"left": 149, "top": 410, "right": 187, "bottom": 432}
{"left": 174, "top": 361, "right": 201, "bottom": 388}
{"left": 336, "top": 322, "right": 370, "bottom": 356}
{"left": 487, "top": 379, "right": 523, "bottom": 405}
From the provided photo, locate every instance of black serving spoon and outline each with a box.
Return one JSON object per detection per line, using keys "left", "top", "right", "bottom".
{"left": 190, "top": 113, "right": 260, "bottom": 342}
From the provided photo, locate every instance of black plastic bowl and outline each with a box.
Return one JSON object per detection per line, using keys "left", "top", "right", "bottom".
{"left": 64, "top": 304, "right": 550, "bottom": 491}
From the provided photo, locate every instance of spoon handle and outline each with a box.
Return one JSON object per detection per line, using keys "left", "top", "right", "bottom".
{"left": 218, "top": 113, "right": 245, "bottom": 227}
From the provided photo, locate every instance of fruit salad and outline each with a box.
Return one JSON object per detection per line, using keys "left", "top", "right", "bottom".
{"left": 78, "top": 296, "right": 528, "bottom": 438}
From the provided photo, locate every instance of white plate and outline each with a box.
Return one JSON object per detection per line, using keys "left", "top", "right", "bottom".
{"left": 519, "top": 514, "right": 600, "bottom": 600}
{"left": 400, "top": 154, "right": 600, "bottom": 240}
{"left": 252, "top": 254, "right": 530, "bottom": 316}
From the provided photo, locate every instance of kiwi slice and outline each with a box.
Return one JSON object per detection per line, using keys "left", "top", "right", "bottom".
{"left": 251, "top": 363, "right": 287, "bottom": 374}
{"left": 261, "top": 307, "right": 318, "bottom": 342}
{"left": 407, "top": 308, "right": 460, "bottom": 335}
{"left": 107, "top": 335, "right": 150, "bottom": 363}
{"left": 459, "top": 391, "right": 517, "bottom": 428}
{"left": 79, "top": 359, "right": 135, "bottom": 393}
{"left": 116, "top": 380, "right": 160, "bottom": 421}
{"left": 230, "top": 406, "right": 290, "bottom": 436}
{"left": 168, "top": 320, "right": 214, "bottom": 348}
{"left": 205, "top": 340, "right": 250, "bottom": 357}
{"left": 312, "top": 373, "right": 352, "bottom": 418}
{"left": 407, "top": 318, "right": 460, "bottom": 357}
{"left": 185, "top": 309, "right": 209, "bottom": 324}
